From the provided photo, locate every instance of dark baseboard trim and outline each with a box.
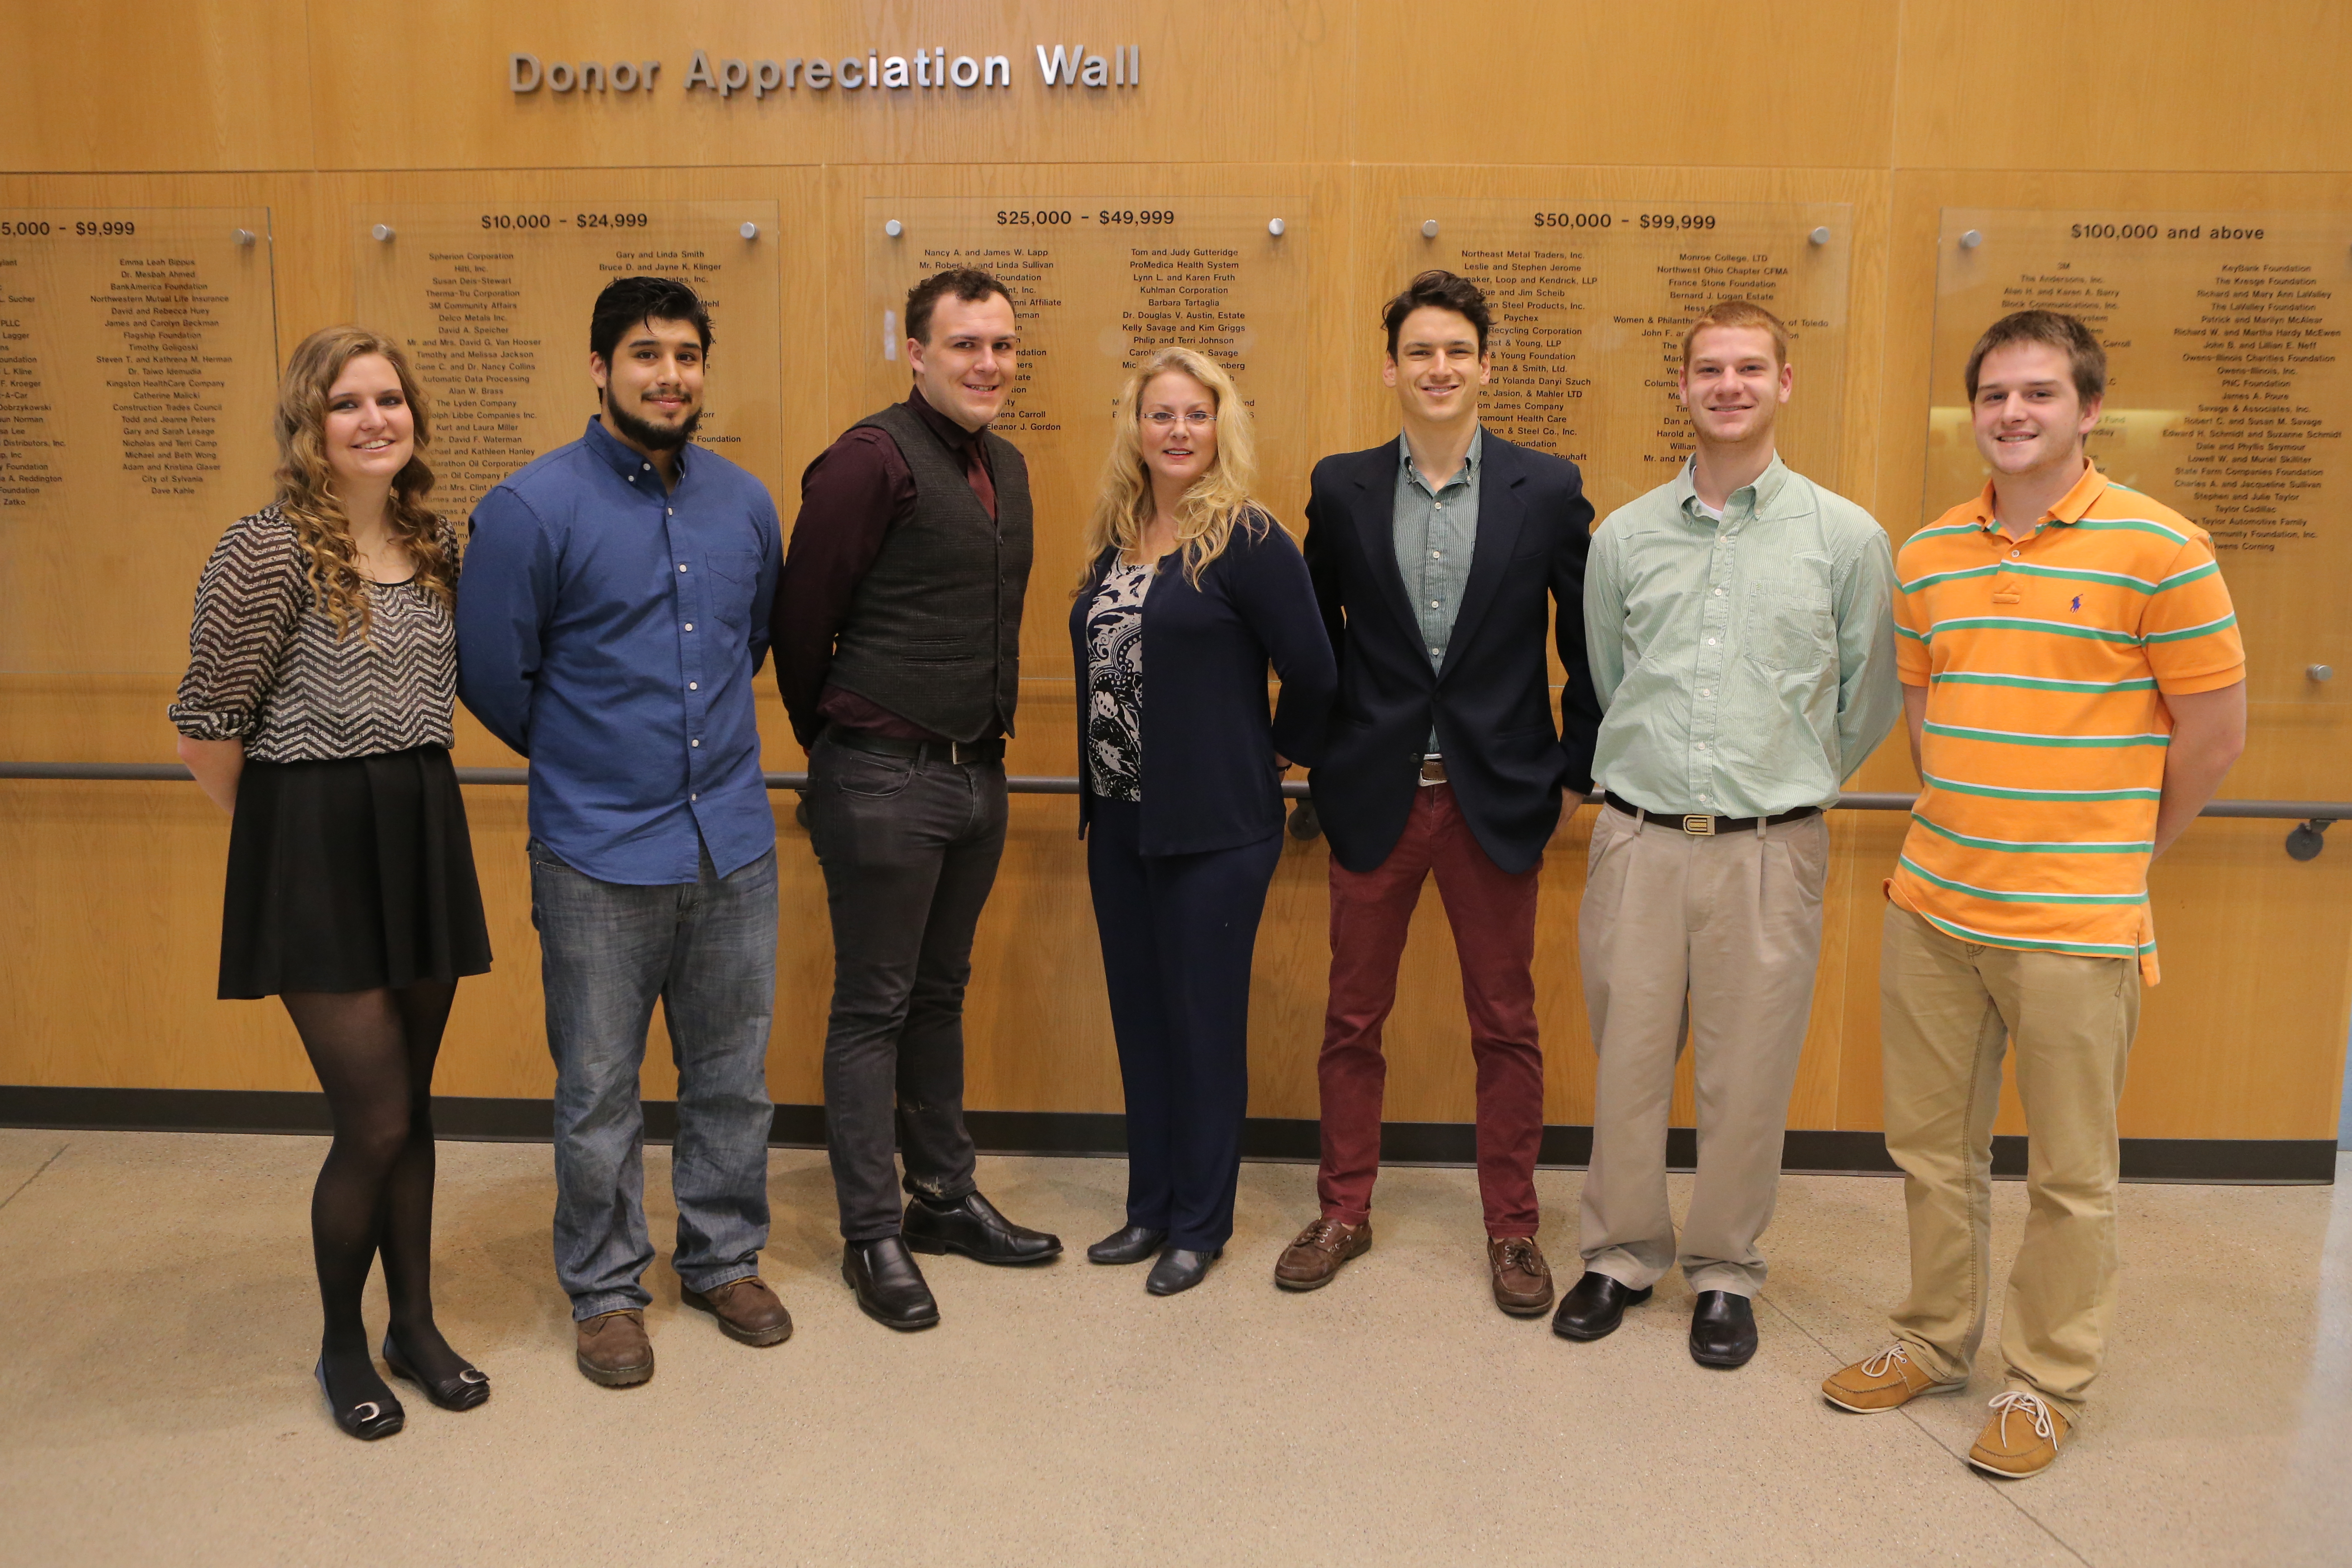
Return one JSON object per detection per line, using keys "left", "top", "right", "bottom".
{"left": 0, "top": 1087, "right": 2335, "bottom": 1185}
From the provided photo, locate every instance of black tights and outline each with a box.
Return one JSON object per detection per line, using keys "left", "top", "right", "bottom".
{"left": 283, "top": 980, "right": 470, "bottom": 1404}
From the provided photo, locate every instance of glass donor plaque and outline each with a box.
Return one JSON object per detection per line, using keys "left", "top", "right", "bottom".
{"left": 1929, "top": 209, "right": 2350, "bottom": 703}
{"left": 862, "top": 195, "right": 1312, "bottom": 664}
{"left": 1400, "top": 200, "right": 1853, "bottom": 522}
{"left": 0, "top": 208, "right": 277, "bottom": 672}
{"left": 354, "top": 201, "right": 785, "bottom": 519}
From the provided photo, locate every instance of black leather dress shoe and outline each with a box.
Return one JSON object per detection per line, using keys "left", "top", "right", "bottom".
{"left": 381, "top": 1332, "right": 490, "bottom": 1411}
{"left": 902, "top": 1190, "right": 1063, "bottom": 1265}
{"left": 1689, "top": 1289, "right": 1759, "bottom": 1368}
{"left": 1144, "top": 1247, "right": 1220, "bottom": 1296}
{"left": 1550, "top": 1270, "right": 1653, "bottom": 1341}
{"left": 843, "top": 1236, "right": 941, "bottom": 1331}
{"left": 1087, "top": 1224, "right": 1168, "bottom": 1264}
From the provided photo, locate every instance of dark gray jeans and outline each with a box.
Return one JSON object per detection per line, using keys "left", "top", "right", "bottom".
{"left": 805, "top": 734, "right": 1007, "bottom": 1242}
{"left": 529, "top": 839, "right": 777, "bottom": 1319}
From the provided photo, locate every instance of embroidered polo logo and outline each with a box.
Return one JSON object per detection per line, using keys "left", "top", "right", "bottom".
{"left": 2071, "top": 594, "right": 2083, "bottom": 612}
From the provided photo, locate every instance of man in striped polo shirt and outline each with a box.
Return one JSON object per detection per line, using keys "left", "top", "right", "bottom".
{"left": 1823, "top": 311, "right": 2245, "bottom": 1478}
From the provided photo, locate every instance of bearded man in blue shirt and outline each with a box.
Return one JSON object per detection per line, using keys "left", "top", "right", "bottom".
{"left": 457, "top": 277, "right": 792, "bottom": 1388}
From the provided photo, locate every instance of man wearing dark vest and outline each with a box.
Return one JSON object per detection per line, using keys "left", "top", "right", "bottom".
{"left": 774, "top": 266, "right": 1060, "bottom": 1331}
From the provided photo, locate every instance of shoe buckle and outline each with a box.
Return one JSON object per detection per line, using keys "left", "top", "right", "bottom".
{"left": 1682, "top": 814, "right": 1716, "bottom": 836}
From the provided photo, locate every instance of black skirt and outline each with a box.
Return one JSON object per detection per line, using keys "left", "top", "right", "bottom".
{"left": 219, "top": 744, "right": 493, "bottom": 999}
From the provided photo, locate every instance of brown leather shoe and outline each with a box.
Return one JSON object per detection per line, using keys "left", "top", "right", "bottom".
{"left": 575, "top": 1309, "right": 653, "bottom": 1387}
{"left": 1274, "top": 1216, "right": 1371, "bottom": 1291}
{"left": 1487, "top": 1235, "right": 1554, "bottom": 1316}
{"left": 1968, "top": 1391, "right": 2072, "bottom": 1478}
{"left": 681, "top": 1276, "right": 794, "bottom": 1347}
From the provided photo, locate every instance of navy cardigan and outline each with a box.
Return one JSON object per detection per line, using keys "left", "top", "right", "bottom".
{"left": 1069, "top": 511, "right": 1337, "bottom": 856}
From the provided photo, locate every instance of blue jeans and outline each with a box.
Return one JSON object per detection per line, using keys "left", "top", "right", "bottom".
{"left": 529, "top": 839, "right": 777, "bottom": 1319}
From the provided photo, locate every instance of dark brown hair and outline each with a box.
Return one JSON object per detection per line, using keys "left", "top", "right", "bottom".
{"left": 1681, "top": 299, "right": 1789, "bottom": 368}
{"left": 906, "top": 266, "right": 1014, "bottom": 345}
{"left": 1382, "top": 270, "right": 1490, "bottom": 357}
{"left": 1964, "top": 309, "right": 2107, "bottom": 403}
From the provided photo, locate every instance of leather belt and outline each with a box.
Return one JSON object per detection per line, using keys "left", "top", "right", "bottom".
{"left": 826, "top": 728, "right": 1004, "bottom": 766}
{"left": 1605, "top": 790, "right": 1819, "bottom": 837}
{"left": 1417, "top": 754, "right": 1448, "bottom": 787}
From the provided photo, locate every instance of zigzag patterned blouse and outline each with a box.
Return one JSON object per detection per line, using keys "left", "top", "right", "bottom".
{"left": 170, "top": 504, "right": 460, "bottom": 764}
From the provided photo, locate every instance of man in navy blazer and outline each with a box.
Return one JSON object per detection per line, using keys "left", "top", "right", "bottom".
{"left": 1274, "top": 270, "right": 1602, "bottom": 1318}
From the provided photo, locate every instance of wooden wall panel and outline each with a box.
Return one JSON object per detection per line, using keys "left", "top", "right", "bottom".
{"left": 0, "top": 4, "right": 315, "bottom": 173}
{"left": 2, "top": 0, "right": 2348, "bottom": 1147}
{"left": 1894, "top": 1, "right": 2352, "bottom": 174}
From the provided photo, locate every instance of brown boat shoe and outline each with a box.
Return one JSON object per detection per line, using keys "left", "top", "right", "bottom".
{"left": 1822, "top": 1342, "right": 1970, "bottom": 1413}
{"left": 681, "top": 1276, "right": 794, "bottom": 1348}
{"left": 575, "top": 1308, "right": 654, "bottom": 1387}
{"left": 1487, "top": 1235, "right": 1555, "bottom": 1317}
{"left": 1968, "top": 1391, "right": 2071, "bottom": 1479}
{"left": 1273, "top": 1216, "right": 1371, "bottom": 1291}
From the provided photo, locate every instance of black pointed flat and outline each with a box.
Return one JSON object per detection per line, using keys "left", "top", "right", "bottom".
{"left": 382, "top": 1333, "right": 491, "bottom": 1411}
{"left": 315, "top": 1357, "right": 404, "bottom": 1441}
{"left": 1087, "top": 1224, "right": 1168, "bottom": 1264}
{"left": 1145, "top": 1247, "right": 1221, "bottom": 1296}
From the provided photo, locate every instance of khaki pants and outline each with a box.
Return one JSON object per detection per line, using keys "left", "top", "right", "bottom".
{"left": 1578, "top": 804, "right": 1829, "bottom": 1296}
{"left": 1879, "top": 903, "right": 2140, "bottom": 1419}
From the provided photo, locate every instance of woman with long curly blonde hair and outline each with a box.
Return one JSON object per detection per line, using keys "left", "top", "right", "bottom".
{"left": 172, "top": 326, "right": 492, "bottom": 1440}
{"left": 1068, "top": 345, "right": 1335, "bottom": 1296}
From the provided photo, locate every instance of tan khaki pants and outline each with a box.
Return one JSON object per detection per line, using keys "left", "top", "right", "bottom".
{"left": 1879, "top": 903, "right": 2140, "bottom": 1419}
{"left": 1577, "top": 805, "right": 1828, "bottom": 1296}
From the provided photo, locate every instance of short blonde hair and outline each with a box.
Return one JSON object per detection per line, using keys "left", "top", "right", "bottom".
{"left": 1681, "top": 299, "right": 1788, "bottom": 368}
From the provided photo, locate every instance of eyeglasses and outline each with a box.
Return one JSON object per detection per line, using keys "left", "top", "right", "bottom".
{"left": 1142, "top": 410, "right": 1216, "bottom": 428}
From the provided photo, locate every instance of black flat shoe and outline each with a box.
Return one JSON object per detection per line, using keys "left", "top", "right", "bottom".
{"left": 1689, "top": 1290, "right": 1759, "bottom": 1368}
{"left": 1087, "top": 1225, "right": 1168, "bottom": 1264}
{"left": 315, "top": 1357, "right": 403, "bottom": 1441}
{"left": 843, "top": 1236, "right": 941, "bottom": 1331}
{"left": 1145, "top": 1247, "right": 1220, "bottom": 1296}
{"left": 382, "top": 1332, "right": 490, "bottom": 1412}
{"left": 903, "top": 1190, "right": 1063, "bottom": 1265}
{"left": 1551, "top": 1271, "right": 1652, "bottom": 1341}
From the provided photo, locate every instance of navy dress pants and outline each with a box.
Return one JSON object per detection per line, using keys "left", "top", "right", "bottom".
{"left": 1086, "top": 798, "right": 1284, "bottom": 1253}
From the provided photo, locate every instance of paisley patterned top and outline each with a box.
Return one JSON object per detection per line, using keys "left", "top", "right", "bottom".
{"left": 1083, "top": 559, "right": 1154, "bottom": 801}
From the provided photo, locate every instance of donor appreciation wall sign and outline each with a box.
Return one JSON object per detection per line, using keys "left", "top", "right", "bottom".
{"left": 1928, "top": 208, "right": 2350, "bottom": 704}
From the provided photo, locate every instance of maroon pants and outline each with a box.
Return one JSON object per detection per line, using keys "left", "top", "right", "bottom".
{"left": 1316, "top": 784, "right": 1544, "bottom": 1237}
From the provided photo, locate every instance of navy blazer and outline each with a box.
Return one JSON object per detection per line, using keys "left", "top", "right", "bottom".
{"left": 1301, "top": 432, "right": 1602, "bottom": 876}
{"left": 1070, "top": 511, "right": 1336, "bottom": 857}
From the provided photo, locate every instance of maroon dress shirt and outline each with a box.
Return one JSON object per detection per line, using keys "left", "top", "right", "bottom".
{"left": 774, "top": 388, "right": 1000, "bottom": 746}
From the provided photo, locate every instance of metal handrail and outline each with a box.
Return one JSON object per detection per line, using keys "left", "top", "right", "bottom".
{"left": 0, "top": 759, "right": 2340, "bottom": 839}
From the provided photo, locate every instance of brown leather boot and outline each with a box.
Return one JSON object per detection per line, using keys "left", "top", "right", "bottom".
{"left": 575, "top": 1309, "right": 654, "bottom": 1387}
{"left": 1487, "top": 1235, "right": 1554, "bottom": 1317}
{"left": 681, "top": 1277, "right": 794, "bottom": 1347}
{"left": 1274, "top": 1216, "right": 1371, "bottom": 1291}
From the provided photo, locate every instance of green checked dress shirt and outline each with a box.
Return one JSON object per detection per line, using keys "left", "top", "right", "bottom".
{"left": 1583, "top": 454, "right": 1901, "bottom": 818}
{"left": 1394, "top": 426, "right": 1482, "bottom": 753}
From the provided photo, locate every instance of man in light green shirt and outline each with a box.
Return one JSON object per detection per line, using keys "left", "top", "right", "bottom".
{"left": 1554, "top": 300, "right": 1898, "bottom": 1368}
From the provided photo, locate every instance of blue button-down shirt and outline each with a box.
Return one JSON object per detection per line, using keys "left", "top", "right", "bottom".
{"left": 456, "top": 417, "right": 782, "bottom": 885}
{"left": 1394, "top": 426, "right": 1482, "bottom": 751}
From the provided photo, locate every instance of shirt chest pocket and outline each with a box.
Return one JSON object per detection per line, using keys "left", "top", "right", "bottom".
{"left": 702, "top": 550, "right": 761, "bottom": 634}
{"left": 1741, "top": 572, "right": 1834, "bottom": 672}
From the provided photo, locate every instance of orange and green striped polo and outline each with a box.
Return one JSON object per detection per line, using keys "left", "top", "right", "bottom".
{"left": 1888, "top": 461, "right": 2244, "bottom": 984}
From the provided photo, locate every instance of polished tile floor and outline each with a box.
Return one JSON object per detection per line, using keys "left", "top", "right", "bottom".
{"left": 0, "top": 1129, "right": 2343, "bottom": 1567}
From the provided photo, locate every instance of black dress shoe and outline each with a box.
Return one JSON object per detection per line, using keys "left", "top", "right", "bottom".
{"left": 1144, "top": 1247, "right": 1220, "bottom": 1295}
{"left": 843, "top": 1236, "right": 941, "bottom": 1331}
{"left": 902, "top": 1190, "right": 1063, "bottom": 1265}
{"left": 1087, "top": 1224, "right": 1168, "bottom": 1264}
{"left": 1689, "top": 1289, "right": 1759, "bottom": 1368}
{"left": 381, "top": 1332, "right": 490, "bottom": 1411}
{"left": 315, "top": 1358, "right": 404, "bottom": 1440}
{"left": 1550, "top": 1270, "right": 1653, "bottom": 1341}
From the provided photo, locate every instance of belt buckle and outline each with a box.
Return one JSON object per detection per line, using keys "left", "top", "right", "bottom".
{"left": 1681, "top": 814, "right": 1716, "bottom": 837}
{"left": 1418, "top": 755, "right": 1446, "bottom": 787}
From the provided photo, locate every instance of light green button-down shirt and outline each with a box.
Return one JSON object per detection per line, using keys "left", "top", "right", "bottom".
{"left": 1395, "top": 426, "right": 1482, "bottom": 752}
{"left": 1583, "top": 454, "right": 1900, "bottom": 818}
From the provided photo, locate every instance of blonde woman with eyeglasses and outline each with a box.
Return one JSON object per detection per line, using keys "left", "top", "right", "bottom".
{"left": 1068, "top": 346, "right": 1335, "bottom": 1296}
